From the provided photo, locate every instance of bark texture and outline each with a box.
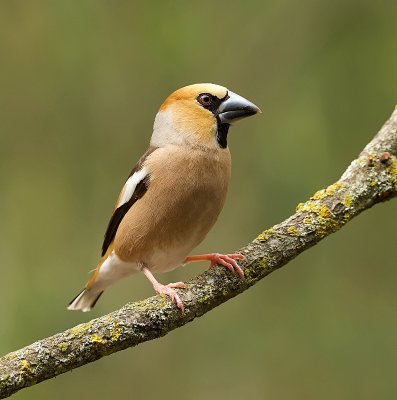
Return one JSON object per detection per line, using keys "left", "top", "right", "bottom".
{"left": 1, "top": 108, "right": 397, "bottom": 399}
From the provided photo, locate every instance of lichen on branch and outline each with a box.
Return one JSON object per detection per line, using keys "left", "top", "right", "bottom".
{"left": 1, "top": 108, "right": 397, "bottom": 399}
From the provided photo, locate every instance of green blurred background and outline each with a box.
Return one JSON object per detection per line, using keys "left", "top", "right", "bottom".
{"left": 1, "top": 1, "right": 397, "bottom": 398}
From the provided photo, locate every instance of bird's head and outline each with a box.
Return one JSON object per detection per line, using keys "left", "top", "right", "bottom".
{"left": 151, "top": 83, "right": 260, "bottom": 149}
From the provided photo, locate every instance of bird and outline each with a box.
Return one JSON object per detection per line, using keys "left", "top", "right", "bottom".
{"left": 68, "top": 83, "right": 260, "bottom": 312}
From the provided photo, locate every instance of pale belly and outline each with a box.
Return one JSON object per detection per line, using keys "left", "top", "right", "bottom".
{"left": 147, "top": 244, "right": 193, "bottom": 273}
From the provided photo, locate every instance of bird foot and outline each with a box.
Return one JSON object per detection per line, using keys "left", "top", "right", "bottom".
{"left": 153, "top": 281, "right": 187, "bottom": 312}
{"left": 208, "top": 253, "right": 245, "bottom": 279}
{"left": 142, "top": 267, "right": 187, "bottom": 312}
{"left": 185, "top": 253, "right": 245, "bottom": 279}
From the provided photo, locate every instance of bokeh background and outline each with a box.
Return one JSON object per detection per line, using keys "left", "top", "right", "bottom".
{"left": 1, "top": 1, "right": 397, "bottom": 399}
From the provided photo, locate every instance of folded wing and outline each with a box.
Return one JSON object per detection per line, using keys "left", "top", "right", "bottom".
{"left": 101, "top": 147, "right": 157, "bottom": 256}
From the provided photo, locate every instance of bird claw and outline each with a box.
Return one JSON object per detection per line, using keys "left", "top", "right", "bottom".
{"left": 154, "top": 282, "right": 186, "bottom": 312}
{"left": 167, "top": 281, "right": 187, "bottom": 289}
{"left": 208, "top": 253, "right": 245, "bottom": 279}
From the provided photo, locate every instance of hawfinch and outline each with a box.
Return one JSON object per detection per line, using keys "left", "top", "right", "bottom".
{"left": 68, "top": 83, "right": 260, "bottom": 312}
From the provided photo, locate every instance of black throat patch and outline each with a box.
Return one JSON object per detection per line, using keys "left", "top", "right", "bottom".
{"left": 216, "top": 118, "right": 230, "bottom": 149}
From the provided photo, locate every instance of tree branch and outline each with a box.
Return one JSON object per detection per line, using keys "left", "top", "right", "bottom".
{"left": 1, "top": 108, "right": 397, "bottom": 399}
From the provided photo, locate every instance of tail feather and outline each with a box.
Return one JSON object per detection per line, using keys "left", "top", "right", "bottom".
{"left": 67, "top": 288, "right": 103, "bottom": 312}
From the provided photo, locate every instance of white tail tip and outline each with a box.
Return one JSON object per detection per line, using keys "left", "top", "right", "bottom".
{"left": 67, "top": 288, "right": 103, "bottom": 312}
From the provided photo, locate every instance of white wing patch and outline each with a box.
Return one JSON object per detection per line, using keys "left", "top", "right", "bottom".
{"left": 117, "top": 167, "right": 148, "bottom": 208}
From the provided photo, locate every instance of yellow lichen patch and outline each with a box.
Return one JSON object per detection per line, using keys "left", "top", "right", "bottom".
{"left": 256, "top": 228, "right": 275, "bottom": 241}
{"left": 310, "top": 190, "right": 326, "bottom": 201}
{"left": 310, "top": 183, "right": 344, "bottom": 201}
{"left": 325, "top": 182, "right": 344, "bottom": 196}
{"left": 69, "top": 322, "right": 93, "bottom": 338}
{"left": 241, "top": 260, "right": 265, "bottom": 280}
{"left": 389, "top": 159, "right": 397, "bottom": 187}
{"left": 257, "top": 257, "right": 268, "bottom": 268}
{"left": 316, "top": 205, "right": 340, "bottom": 237}
{"left": 295, "top": 200, "right": 341, "bottom": 238}
{"left": 91, "top": 334, "right": 106, "bottom": 345}
{"left": 369, "top": 181, "right": 377, "bottom": 187}
{"left": 297, "top": 200, "right": 333, "bottom": 218}
{"left": 343, "top": 195, "right": 353, "bottom": 208}
{"left": 287, "top": 226, "right": 300, "bottom": 236}
{"left": 58, "top": 342, "right": 69, "bottom": 352}
{"left": 109, "top": 322, "right": 123, "bottom": 342}
{"left": 297, "top": 201, "right": 318, "bottom": 213}
{"left": 102, "top": 316, "right": 122, "bottom": 342}
{"left": 318, "top": 204, "right": 333, "bottom": 219}
{"left": 20, "top": 360, "right": 34, "bottom": 374}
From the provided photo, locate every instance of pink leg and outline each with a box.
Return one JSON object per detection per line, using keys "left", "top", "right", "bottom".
{"left": 142, "top": 267, "right": 187, "bottom": 312}
{"left": 184, "top": 253, "right": 245, "bottom": 280}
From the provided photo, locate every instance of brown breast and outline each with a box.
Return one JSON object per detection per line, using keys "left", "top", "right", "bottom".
{"left": 113, "top": 145, "right": 231, "bottom": 268}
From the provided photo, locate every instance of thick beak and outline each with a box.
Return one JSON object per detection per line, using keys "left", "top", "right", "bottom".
{"left": 217, "top": 91, "right": 261, "bottom": 124}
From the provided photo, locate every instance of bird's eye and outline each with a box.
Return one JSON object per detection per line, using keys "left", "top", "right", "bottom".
{"left": 197, "top": 93, "right": 212, "bottom": 107}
